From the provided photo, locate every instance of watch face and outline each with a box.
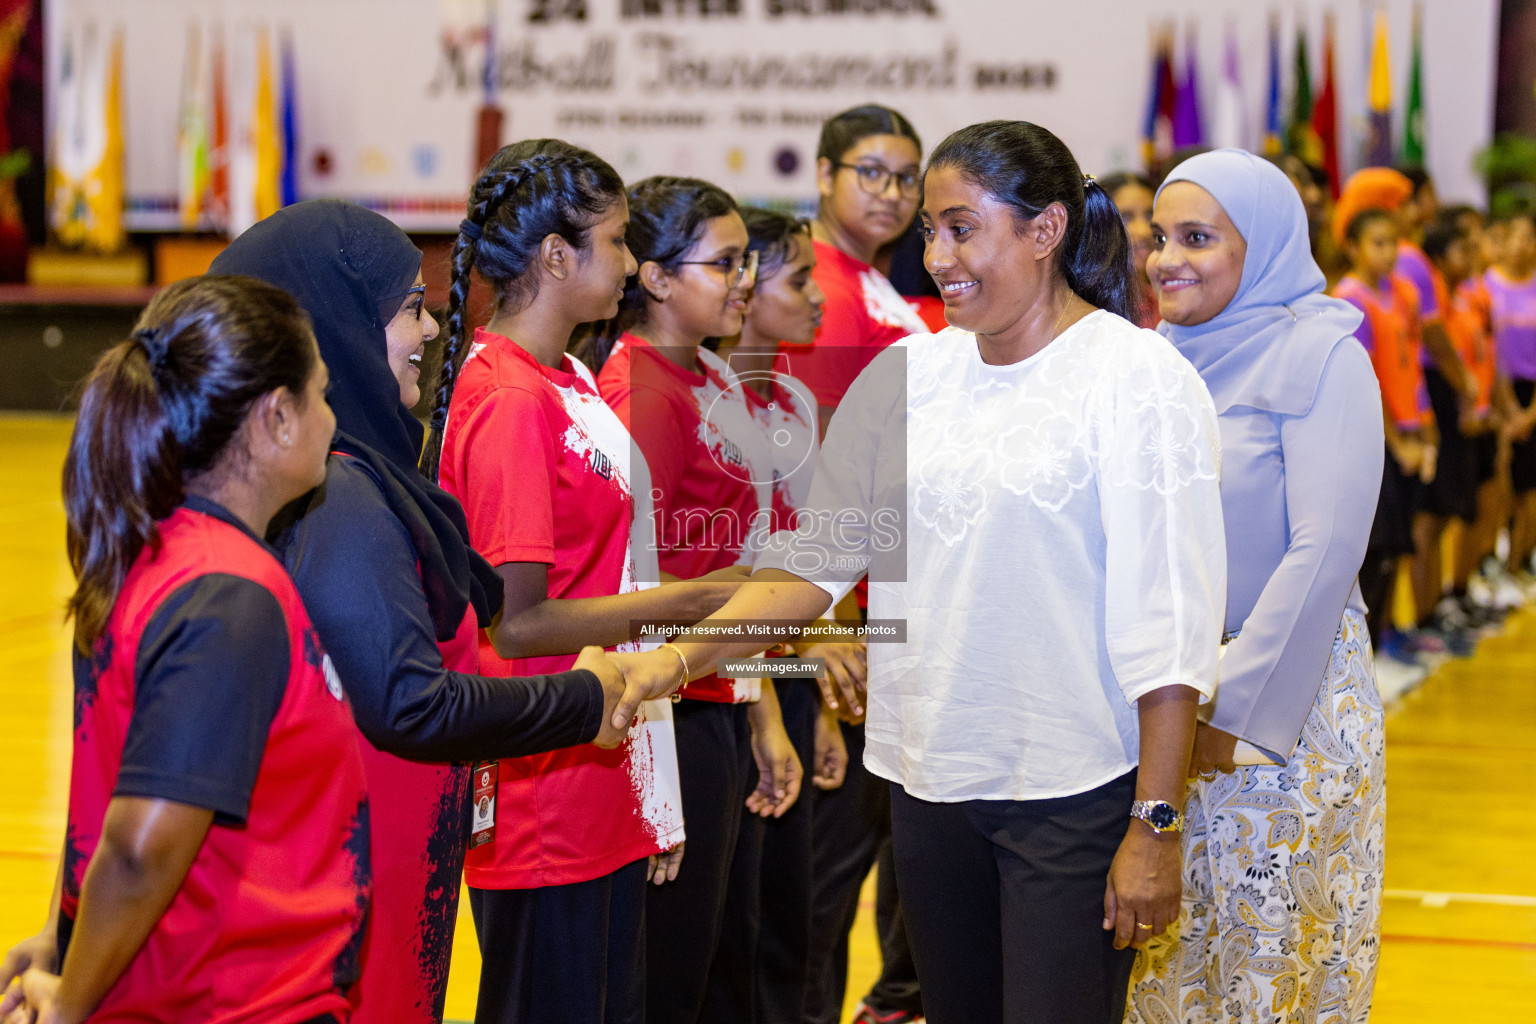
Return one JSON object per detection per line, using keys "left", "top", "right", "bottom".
{"left": 1147, "top": 803, "right": 1179, "bottom": 829}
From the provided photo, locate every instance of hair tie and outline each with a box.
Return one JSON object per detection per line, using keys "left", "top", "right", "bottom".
{"left": 132, "top": 327, "right": 169, "bottom": 369}
{"left": 1082, "top": 173, "right": 1097, "bottom": 186}
{"left": 459, "top": 219, "right": 483, "bottom": 241}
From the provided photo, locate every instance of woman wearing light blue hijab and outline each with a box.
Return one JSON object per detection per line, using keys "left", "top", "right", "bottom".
{"left": 1127, "top": 150, "right": 1386, "bottom": 1023}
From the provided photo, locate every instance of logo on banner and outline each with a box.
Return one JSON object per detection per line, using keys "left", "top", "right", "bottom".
{"left": 411, "top": 144, "right": 439, "bottom": 179}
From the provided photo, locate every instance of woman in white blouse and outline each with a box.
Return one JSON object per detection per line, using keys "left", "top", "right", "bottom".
{"left": 610, "top": 120, "right": 1226, "bottom": 1024}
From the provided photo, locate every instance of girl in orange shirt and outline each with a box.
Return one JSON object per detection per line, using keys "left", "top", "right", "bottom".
{"left": 1332, "top": 208, "right": 1442, "bottom": 661}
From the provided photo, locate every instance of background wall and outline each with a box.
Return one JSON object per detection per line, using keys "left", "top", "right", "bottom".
{"left": 41, "top": 0, "right": 1499, "bottom": 232}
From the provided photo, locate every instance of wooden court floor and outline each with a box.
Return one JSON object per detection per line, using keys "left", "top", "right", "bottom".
{"left": 2, "top": 412, "right": 1533, "bottom": 1021}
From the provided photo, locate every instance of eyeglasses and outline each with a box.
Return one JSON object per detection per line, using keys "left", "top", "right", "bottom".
{"left": 676, "top": 248, "right": 759, "bottom": 290}
{"left": 834, "top": 162, "right": 921, "bottom": 200}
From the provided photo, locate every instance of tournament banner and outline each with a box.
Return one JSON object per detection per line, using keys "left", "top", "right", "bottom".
{"left": 44, "top": 0, "right": 1498, "bottom": 232}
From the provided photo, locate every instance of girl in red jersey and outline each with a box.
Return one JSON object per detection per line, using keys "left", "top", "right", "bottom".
{"left": 1332, "top": 208, "right": 1441, "bottom": 660}
{"left": 712, "top": 207, "right": 865, "bottom": 1024}
{"left": 0, "top": 277, "right": 366, "bottom": 1024}
{"left": 787, "top": 105, "right": 930, "bottom": 435}
{"left": 208, "top": 200, "right": 641, "bottom": 1024}
{"left": 585, "top": 176, "right": 803, "bottom": 1024}
{"left": 788, "top": 104, "right": 927, "bottom": 1024}
{"left": 422, "top": 141, "right": 738, "bottom": 1024}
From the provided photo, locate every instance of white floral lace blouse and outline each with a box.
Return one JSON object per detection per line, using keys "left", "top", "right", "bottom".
{"left": 758, "top": 311, "right": 1227, "bottom": 802}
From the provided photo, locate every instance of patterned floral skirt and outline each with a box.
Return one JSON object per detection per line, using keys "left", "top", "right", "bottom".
{"left": 1127, "top": 608, "right": 1385, "bottom": 1024}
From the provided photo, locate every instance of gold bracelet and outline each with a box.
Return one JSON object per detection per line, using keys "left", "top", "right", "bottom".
{"left": 661, "top": 642, "right": 690, "bottom": 702}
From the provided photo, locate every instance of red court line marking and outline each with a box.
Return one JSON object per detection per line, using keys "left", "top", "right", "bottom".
{"left": 1383, "top": 932, "right": 1536, "bottom": 953}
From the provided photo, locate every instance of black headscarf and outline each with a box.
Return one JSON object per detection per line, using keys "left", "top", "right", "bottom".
{"left": 211, "top": 199, "right": 501, "bottom": 638}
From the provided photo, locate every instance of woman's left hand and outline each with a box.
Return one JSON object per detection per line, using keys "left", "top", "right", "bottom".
{"left": 1102, "top": 826, "right": 1183, "bottom": 950}
{"left": 746, "top": 714, "right": 803, "bottom": 819}
{"left": 1189, "top": 722, "right": 1239, "bottom": 777}
{"left": 646, "top": 843, "right": 685, "bottom": 886}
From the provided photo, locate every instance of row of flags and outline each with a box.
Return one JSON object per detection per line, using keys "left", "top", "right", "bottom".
{"left": 48, "top": 20, "right": 296, "bottom": 253}
{"left": 177, "top": 23, "right": 297, "bottom": 237}
{"left": 1142, "top": 6, "right": 1426, "bottom": 195}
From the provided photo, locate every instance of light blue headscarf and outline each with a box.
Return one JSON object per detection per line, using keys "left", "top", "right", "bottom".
{"left": 1156, "top": 149, "right": 1363, "bottom": 415}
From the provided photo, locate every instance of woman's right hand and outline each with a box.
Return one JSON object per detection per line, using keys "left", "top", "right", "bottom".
{"left": 606, "top": 648, "right": 690, "bottom": 712}
{"left": 580, "top": 646, "right": 638, "bottom": 748}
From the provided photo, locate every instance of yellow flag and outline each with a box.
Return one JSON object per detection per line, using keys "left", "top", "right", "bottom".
{"left": 90, "top": 27, "right": 124, "bottom": 252}
{"left": 1366, "top": 9, "right": 1393, "bottom": 166}
{"left": 253, "top": 29, "right": 281, "bottom": 221}
{"left": 1368, "top": 10, "right": 1391, "bottom": 113}
{"left": 49, "top": 24, "right": 124, "bottom": 252}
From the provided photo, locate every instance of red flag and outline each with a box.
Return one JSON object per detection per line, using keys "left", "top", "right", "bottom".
{"left": 208, "top": 25, "right": 229, "bottom": 230}
{"left": 1312, "top": 12, "right": 1340, "bottom": 199}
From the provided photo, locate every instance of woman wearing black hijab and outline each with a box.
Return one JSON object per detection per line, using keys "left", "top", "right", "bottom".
{"left": 209, "top": 201, "right": 641, "bottom": 1024}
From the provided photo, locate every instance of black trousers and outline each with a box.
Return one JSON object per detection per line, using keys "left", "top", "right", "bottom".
{"left": 647, "top": 700, "right": 755, "bottom": 1024}
{"left": 802, "top": 722, "right": 922, "bottom": 1023}
{"left": 467, "top": 857, "right": 647, "bottom": 1024}
{"left": 753, "top": 679, "right": 819, "bottom": 1024}
{"left": 889, "top": 773, "right": 1139, "bottom": 1024}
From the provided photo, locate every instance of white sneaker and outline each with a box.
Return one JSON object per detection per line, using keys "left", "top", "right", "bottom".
{"left": 1491, "top": 570, "right": 1528, "bottom": 611}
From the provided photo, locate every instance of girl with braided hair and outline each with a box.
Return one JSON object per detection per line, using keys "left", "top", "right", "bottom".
{"left": 428, "top": 140, "right": 741, "bottom": 1024}
{"left": 208, "top": 200, "right": 643, "bottom": 1024}
{"left": 588, "top": 176, "right": 803, "bottom": 1024}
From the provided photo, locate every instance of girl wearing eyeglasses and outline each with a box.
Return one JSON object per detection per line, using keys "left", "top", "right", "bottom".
{"left": 793, "top": 104, "right": 932, "bottom": 1024}
{"left": 789, "top": 105, "right": 931, "bottom": 435}
{"left": 584, "top": 176, "right": 803, "bottom": 1024}
{"left": 422, "top": 142, "right": 745, "bottom": 1024}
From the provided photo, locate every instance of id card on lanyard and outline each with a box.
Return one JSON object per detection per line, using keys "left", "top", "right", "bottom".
{"left": 470, "top": 760, "right": 497, "bottom": 848}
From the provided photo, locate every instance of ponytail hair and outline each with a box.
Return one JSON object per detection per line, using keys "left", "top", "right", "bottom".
{"left": 421, "top": 139, "right": 625, "bottom": 481}
{"left": 64, "top": 275, "right": 318, "bottom": 653}
{"left": 576, "top": 175, "right": 737, "bottom": 372}
{"left": 927, "top": 121, "right": 1137, "bottom": 322}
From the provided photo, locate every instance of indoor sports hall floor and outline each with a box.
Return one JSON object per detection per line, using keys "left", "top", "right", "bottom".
{"left": 2, "top": 413, "right": 1533, "bottom": 1021}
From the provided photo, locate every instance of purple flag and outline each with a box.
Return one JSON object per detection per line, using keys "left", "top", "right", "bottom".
{"left": 1172, "top": 26, "right": 1206, "bottom": 148}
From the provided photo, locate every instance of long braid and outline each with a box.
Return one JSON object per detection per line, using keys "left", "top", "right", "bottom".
{"left": 419, "top": 164, "right": 532, "bottom": 481}
{"left": 419, "top": 141, "right": 627, "bottom": 479}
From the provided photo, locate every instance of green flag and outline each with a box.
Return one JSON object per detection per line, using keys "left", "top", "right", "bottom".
{"left": 1288, "top": 26, "right": 1321, "bottom": 164}
{"left": 1402, "top": 10, "right": 1425, "bottom": 163}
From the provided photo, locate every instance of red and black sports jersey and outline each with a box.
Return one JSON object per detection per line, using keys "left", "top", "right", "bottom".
{"left": 62, "top": 496, "right": 370, "bottom": 1024}
{"left": 598, "top": 333, "right": 770, "bottom": 704}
